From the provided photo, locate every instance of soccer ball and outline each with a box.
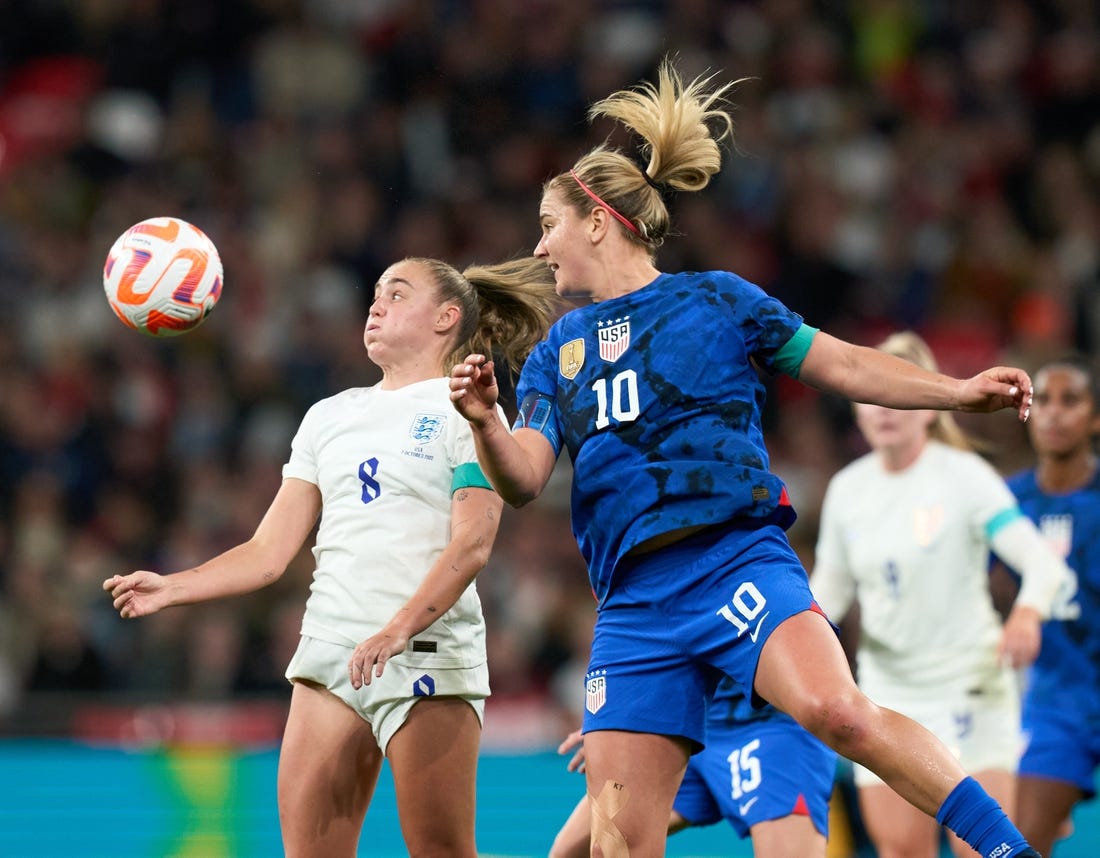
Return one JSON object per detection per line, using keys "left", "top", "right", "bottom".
{"left": 103, "top": 216, "right": 224, "bottom": 337}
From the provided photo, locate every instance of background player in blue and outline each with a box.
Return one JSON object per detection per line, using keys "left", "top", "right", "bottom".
{"left": 1001, "top": 356, "right": 1100, "bottom": 856}
{"left": 449, "top": 60, "right": 1042, "bottom": 858}
{"left": 548, "top": 677, "right": 837, "bottom": 857}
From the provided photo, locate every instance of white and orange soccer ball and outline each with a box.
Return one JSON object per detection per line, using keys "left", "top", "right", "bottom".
{"left": 103, "top": 216, "right": 224, "bottom": 337}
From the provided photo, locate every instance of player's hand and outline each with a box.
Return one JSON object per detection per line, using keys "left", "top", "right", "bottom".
{"left": 557, "top": 728, "right": 586, "bottom": 774}
{"left": 958, "top": 368, "right": 1033, "bottom": 421}
{"left": 102, "top": 571, "right": 169, "bottom": 618}
{"left": 998, "top": 604, "right": 1041, "bottom": 669}
{"left": 449, "top": 354, "right": 499, "bottom": 425}
{"left": 348, "top": 629, "right": 409, "bottom": 690}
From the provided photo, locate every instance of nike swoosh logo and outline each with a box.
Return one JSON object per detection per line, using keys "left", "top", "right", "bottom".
{"left": 749, "top": 610, "right": 771, "bottom": 643}
{"left": 738, "top": 796, "right": 758, "bottom": 815}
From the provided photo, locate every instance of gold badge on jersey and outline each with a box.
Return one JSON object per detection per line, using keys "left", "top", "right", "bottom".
{"left": 559, "top": 338, "right": 585, "bottom": 379}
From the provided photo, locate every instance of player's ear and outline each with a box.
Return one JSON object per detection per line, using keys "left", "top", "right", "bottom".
{"left": 435, "top": 304, "right": 460, "bottom": 333}
{"left": 588, "top": 206, "right": 610, "bottom": 243}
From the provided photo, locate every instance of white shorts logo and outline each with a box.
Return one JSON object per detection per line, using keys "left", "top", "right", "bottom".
{"left": 585, "top": 675, "right": 607, "bottom": 714}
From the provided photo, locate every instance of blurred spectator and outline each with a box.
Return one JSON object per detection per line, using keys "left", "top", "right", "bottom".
{"left": 0, "top": 0, "right": 1096, "bottom": 740}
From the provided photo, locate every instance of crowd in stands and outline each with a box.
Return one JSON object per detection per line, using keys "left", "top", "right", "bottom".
{"left": 0, "top": 0, "right": 1097, "bottom": 746}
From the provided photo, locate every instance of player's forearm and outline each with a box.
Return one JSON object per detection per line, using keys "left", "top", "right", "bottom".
{"left": 163, "top": 540, "right": 286, "bottom": 607}
{"left": 470, "top": 418, "right": 547, "bottom": 506}
{"left": 384, "top": 532, "right": 493, "bottom": 640}
{"left": 801, "top": 334, "right": 962, "bottom": 409}
{"left": 991, "top": 516, "right": 1075, "bottom": 618}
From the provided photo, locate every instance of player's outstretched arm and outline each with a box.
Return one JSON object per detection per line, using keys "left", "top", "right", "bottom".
{"left": 449, "top": 353, "right": 557, "bottom": 506}
{"left": 798, "top": 332, "right": 1032, "bottom": 421}
{"left": 103, "top": 477, "right": 321, "bottom": 618}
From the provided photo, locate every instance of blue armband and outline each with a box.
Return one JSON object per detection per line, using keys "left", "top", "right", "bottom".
{"left": 513, "top": 391, "right": 562, "bottom": 455}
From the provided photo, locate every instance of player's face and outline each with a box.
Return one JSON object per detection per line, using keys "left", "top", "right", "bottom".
{"left": 1028, "top": 365, "right": 1099, "bottom": 457}
{"left": 535, "top": 187, "right": 593, "bottom": 298}
{"left": 365, "top": 261, "right": 450, "bottom": 365}
{"left": 853, "top": 402, "right": 935, "bottom": 463}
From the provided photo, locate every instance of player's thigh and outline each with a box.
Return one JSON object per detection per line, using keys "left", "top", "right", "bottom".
{"left": 278, "top": 680, "right": 383, "bottom": 855}
{"left": 754, "top": 608, "right": 865, "bottom": 731}
{"left": 582, "top": 728, "right": 690, "bottom": 855}
{"left": 858, "top": 783, "right": 941, "bottom": 858}
{"left": 386, "top": 696, "right": 481, "bottom": 856}
{"left": 750, "top": 815, "right": 826, "bottom": 858}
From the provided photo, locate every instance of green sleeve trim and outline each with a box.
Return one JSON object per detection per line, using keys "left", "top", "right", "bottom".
{"left": 452, "top": 462, "right": 493, "bottom": 493}
{"left": 985, "top": 507, "right": 1022, "bottom": 540}
{"left": 773, "top": 324, "right": 819, "bottom": 378}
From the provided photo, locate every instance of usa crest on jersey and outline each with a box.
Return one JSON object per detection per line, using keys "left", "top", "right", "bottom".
{"left": 1039, "top": 514, "right": 1073, "bottom": 558}
{"left": 597, "top": 317, "right": 630, "bottom": 362}
{"left": 409, "top": 413, "right": 446, "bottom": 444}
{"left": 585, "top": 672, "right": 607, "bottom": 713}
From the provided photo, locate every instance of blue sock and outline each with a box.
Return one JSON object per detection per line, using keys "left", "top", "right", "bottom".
{"left": 936, "top": 776, "right": 1032, "bottom": 858}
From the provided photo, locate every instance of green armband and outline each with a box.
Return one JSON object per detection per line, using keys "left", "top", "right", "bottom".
{"left": 452, "top": 462, "right": 493, "bottom": 493}
{"left": 985, "top": 507, "right": 1023, "bottom": 540}
{"left": 773, "top": 324, "right": 819, "bottom": 378}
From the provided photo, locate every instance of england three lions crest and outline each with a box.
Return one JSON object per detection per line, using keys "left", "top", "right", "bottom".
{"left": 410, "top": 413, "right": 446, "bottom": 444}
{"left": 598, "top": 317, "right": 630, "bottom": 362}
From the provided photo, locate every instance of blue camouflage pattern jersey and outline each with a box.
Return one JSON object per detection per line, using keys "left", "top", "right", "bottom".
{"left": 1007, "top": 466, "right": 1100, "bottom": 720}
{"left": 514, "top": 270, "right": 804, "bottom": 604}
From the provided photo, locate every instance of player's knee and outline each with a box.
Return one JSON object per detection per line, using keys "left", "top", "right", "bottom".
{"left": 796, "top": 688, "right": 875, "bottom": 758}
{"left": 590, "top": 780, "right": 631, "bottom": 857}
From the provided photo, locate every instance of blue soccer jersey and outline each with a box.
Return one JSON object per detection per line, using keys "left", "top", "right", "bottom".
{"left": 515, "top": 270, "right": 803, "bottom": 603}
{"left": 1008, "top": 467, "right": 1100, "bottom": 794}
{"left": 1007, "top": 468, "right": 1100, "bottom": 716}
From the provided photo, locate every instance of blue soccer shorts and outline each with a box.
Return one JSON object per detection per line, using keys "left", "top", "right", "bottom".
{"left": 674, "top": 712, "right": 837, "bottom": 838}
{"left": 1018, "top": 698, "right": 1100, "bottom": 797}
{"left": 582, "top": 522, "right": 818, "bottom": 748}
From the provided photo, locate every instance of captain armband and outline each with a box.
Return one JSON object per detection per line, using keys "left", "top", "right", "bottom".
{"left": 513, "top": 391, "right": 562, "bottom": 455}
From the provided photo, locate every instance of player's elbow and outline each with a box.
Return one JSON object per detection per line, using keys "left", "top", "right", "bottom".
{"left": 492, "top": 472, "right": 545, "bottom": 508}
{"left": 504, "top": 487, "right": 541, "bottom": 508}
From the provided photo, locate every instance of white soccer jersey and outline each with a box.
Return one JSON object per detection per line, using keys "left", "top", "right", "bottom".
{"left": 282, "top": 377, "right": 495, "bottom": 669}
{"left": 812, "top": 440, "right": 1018, "bottom": 696}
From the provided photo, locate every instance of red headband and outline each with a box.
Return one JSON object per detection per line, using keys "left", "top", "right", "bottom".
{"left": 569, "top": 169, "right": 641, "bottom": 236}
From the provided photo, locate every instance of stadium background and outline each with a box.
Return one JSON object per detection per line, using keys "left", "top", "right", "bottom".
{"left": 0, "top": 1, "right": 1097, "bottom": 855}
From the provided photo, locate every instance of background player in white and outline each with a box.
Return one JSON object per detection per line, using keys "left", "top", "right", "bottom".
{"left": 811, "top": 331, "right": 1074, "bottom": 858}
{"left": 103, "top": 256, "right": 557, "bottom": 858}
{"left": 999, "top": 355, "right": 1100, "bottom": 856}
{"left": 449, "top": 59, "right": 1043, "bottom": 858}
